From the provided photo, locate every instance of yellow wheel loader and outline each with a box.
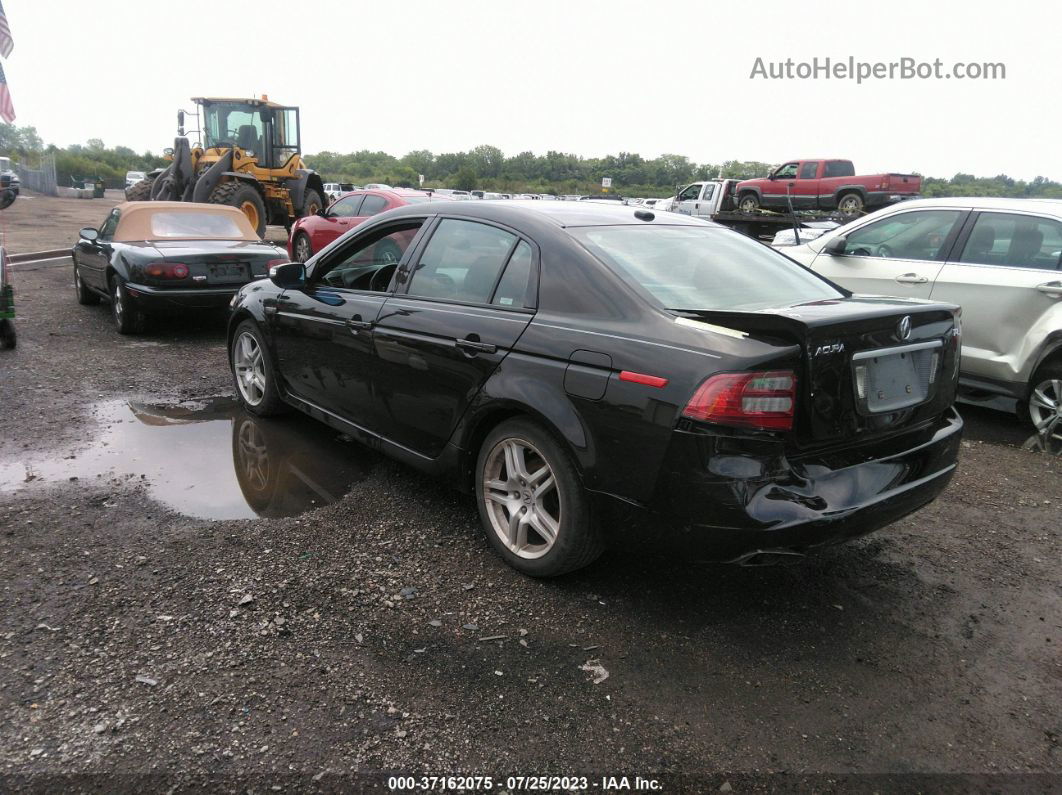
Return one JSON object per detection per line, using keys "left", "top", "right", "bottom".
{"left": 127, "top": 97, "right": 325, "bottom": 237}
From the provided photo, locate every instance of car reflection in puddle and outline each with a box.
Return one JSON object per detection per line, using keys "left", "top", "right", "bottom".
{"left": 1022, "top": 423, "right": 1062, "bottom": 456}
{"left": 0, "top": 397, "right": 378, "bottom": 519}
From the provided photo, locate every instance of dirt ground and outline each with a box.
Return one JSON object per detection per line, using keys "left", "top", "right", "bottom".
{"left": 0, "top": 257, "right": 1059, "bottom": 791}
{"left": 1, "top": 191, "right": 288, "bottom": 254}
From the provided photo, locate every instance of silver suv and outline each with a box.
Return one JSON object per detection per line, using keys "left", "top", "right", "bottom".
{"left": 784, "top": 197, "right": 1062, "bottom": 430}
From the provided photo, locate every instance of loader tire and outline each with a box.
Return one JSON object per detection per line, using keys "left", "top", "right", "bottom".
{"left": 125, "top": 178, "right": 155, "bottom": 202}
{"left": 299, "top": 189, "right": 324, "bottom": 219}
{"left": 209, "top": 181, "right": 267, "bottom": 237}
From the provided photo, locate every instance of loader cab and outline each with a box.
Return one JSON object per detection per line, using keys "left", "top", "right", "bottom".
{"left": 195, "top": 97, "right": 302, "bottom": 170}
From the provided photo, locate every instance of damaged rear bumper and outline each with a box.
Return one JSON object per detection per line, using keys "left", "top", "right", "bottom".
{"left": 650, "top": 408, "right": 963, "bottom": 560}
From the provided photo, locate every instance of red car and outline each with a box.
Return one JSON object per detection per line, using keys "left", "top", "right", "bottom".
{"left": 288, "top": 188, "right": 453, "bottom": 261}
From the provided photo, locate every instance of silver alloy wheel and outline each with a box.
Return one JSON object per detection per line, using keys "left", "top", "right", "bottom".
{"left": 1028, "top": 377, "right": 1062, "bottom": 433}
{"left": 482, "top": 437, "right": 561, "bottom": 560}
{"left": 295, "top": 235, "right": 312, "bottom": 262}
{"left": 838, "top": 194, "right": 863, "bottom": 216}
{"left": 112, "top": 281, "right": 124, "bottom": 323}
{"left": 233, "top": 331, "right": 267, "bottom": 406}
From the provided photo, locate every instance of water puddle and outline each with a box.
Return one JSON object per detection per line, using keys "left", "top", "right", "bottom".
{"left": 0, "top": 397, "right": 377, "bottom": 519}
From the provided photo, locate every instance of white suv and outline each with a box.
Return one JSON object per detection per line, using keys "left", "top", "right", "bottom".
{"left": 784, "top": 197, "right": 1062, "bottom": 429}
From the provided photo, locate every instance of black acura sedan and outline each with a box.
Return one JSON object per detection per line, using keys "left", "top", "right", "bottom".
{"left": 228, "top": 201, "right": 963, "bottom": 576}
{"left": 73, "top": 202, "right": 288, "bottom": 334}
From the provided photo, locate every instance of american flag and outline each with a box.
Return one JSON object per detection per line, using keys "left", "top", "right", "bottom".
{"left": 0, "top": 64, "right": 14, "bottom": 123}
{"left": 0, "top": 1, "right": 12, "bottom": 59}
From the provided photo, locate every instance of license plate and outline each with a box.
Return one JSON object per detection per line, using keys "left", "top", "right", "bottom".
{"left": 208, "top": 263, "right": 249, "bottom": 283}
{"left": 853, "top": 341, "right": 942, "bottom": 414}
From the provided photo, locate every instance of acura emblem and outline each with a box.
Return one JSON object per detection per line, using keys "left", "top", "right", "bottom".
{"left": 897, "top": 315, "right": 912, "bottom": 341}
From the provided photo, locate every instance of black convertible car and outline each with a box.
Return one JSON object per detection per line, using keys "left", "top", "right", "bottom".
{"left": 228, "top": 201, "right": 964, "bottom": 576}
{"left": 72, "top": 201, "right": 287, "bottom": 333}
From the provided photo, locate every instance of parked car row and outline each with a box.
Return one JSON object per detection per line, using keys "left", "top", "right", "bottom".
{"left": 67, "top": 194, "right": 968, "bottom": 577}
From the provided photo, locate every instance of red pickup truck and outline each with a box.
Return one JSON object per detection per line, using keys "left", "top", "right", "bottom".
{"left": 734, "top": 159, "right": 920, "bottom": 218}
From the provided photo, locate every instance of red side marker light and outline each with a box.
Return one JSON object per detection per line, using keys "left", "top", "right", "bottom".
{"left": 619, "top": 371, "right": 669, "bottom": 388}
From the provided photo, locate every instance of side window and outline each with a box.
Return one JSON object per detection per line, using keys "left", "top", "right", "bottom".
{"left": 824, "top": 160, "right": 855, "bottom": 178}
{"left": 677, "top": 184, "right": 701, "bottom": 201}
{"left": 99, "top": 210, "right": 120, "bottom": 240}
{"left": 958, "top": 212, "right": 1062, "bottom": 270}
{"left": 329, "top": 196, "right": 363, "bottom": 217}
{"left": 842, "top": 210, "right": 963, "bottom": 261}
{"left": 316, "top": 221, "right": 423, "bottom": 291}
{"left": 492, "top": 240, "right": 534, "bottom": 308}
{"left": 774, "top": 163, "right": 799, "bottom": 179}
{"left": 798, "top": 162, "right": 818, "bottom": 179}
{"left": 408, "top": 219, "right": 516, "bottom": 304}
{"left": 700, "top": 183, "right": 716, "bottom": 200}
{"left": 360, "top": 195, "right": 389, "bottom": 216}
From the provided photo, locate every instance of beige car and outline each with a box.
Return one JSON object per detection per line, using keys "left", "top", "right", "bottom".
{"left": 783, "top": 197, "right": 1062, "bottom": 430}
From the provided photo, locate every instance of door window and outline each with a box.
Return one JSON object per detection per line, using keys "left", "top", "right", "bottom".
{"left": 677, "top": 184, "right": 701, "bottom": 202}
{"left": 329, "top": 195, "right": 364, "bottom": 217}
{"left": 957, "top": 212, "right": 1062, "bottom": 270}
{"left": 840, "top": 210, "right": 963, "bottom": 261}
{"left": 700, "top": 183, "right": 716, "bottom": 200}
{"left": 774, "top": 163, "right": 799, "bottom": 179}
{"left": 798, "top": 162, "right": 818, "bottom": 179}
{"left": 315, "top": 221, "right": 423, "bottom": 291}
{"left": 492, "top": 240, "right": 534, "bottom": 308}
{"left": 100, "top": 209, "right": 120, "bottom": 240}
{"left": 360, "top": 194, "right": 389, "bottom": 216}
{"left": 408, "top": 219, "right": 517, "bottom": 304}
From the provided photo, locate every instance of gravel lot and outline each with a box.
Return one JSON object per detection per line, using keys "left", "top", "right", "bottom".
{"left": 0, "top": 222, "right": 1059, "bottom": 790}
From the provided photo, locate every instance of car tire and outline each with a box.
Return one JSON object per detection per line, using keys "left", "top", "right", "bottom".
{"left": 738, "top": 193, "right": 760, "bottom": 213}
{"left": 293, "top": 232, "right": 313, "bottom": 263}
{"left": 230, "top": 319, "right": 287, "bottom": 417}
{"left": 74, "top": 263, "right": 99, "bottom": 305}
{"left": 1021, "top": 361, "right": 1062, "bottom": 432}
{"left": 109, "top": 275, "right": 145, "bottom": 335}
{"left": 475, "top": 418, "right": 603, "bottom": 577}
{"left": 300, "top": 189, "right": 324, "bottom": 219}
{"left": 837, "top": 192, "right": 865, "bottom": 218}
{"left": 209, "top": 181, "right": 267, "bottom": 237}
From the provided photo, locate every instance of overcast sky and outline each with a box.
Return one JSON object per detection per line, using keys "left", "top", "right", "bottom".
{"left": 6, "top": 0, "right": 1060, "bottom": 179}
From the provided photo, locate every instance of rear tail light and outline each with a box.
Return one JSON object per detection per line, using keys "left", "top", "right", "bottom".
{"left": 144, "top": 262, "right": 189, "bottom": 279}
{"left": 683, "top": 370, "right": 797, "bottom": 431}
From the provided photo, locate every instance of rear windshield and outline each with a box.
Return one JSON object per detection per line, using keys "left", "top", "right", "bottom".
{"left": 403, "top": 195, "right": 452, "bottom": 204}
{"left": 149, "top": 212, "right": 246, "bottom": 239}
{"left": 569, "top": 225, "right": 843, "bottom": 311}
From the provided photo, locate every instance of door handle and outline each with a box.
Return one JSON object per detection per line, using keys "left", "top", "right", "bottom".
{"left": 1036, "top": 281, "right": 1062, "bottom": 298}
{"left": 347, "top": 317, "right": 373, "bottom": 331}
{"left": 455, "top": 338, "right": 497, "bottom": 354}
{"left": 895, "top": 273, "right": 929, "bottom": 284}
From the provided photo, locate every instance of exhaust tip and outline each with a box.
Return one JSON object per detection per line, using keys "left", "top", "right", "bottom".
{"left": 730, "top": 548, "right": 806, "bottom": 567}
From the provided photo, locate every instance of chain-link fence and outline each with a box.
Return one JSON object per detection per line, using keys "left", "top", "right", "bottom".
{"left": 17, "top": 156, "right": 58, "bottom": 196}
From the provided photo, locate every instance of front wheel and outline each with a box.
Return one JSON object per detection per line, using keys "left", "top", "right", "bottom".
{"left": 230, "top": 319, "right": 287, "bottom": 416}
{"left": 293, "top": 232, "right": 313, "bottom": 263}
{"left": 475, "top": 418, "right": 603, "bottom": 577}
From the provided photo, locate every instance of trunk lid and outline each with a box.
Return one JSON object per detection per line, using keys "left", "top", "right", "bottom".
{"left": 144, "top": 240, "right": 283, "bottom": 287}
{"left": 677, "top": 297, "right": 960, "bottom": 447}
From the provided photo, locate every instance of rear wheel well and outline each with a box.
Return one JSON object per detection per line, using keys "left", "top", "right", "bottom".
{"left": 461, "top": 407, "right": 584, "bottom": 492}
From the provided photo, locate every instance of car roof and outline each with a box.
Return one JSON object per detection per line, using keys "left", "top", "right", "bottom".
{"left": 882, "top": 196, "right": 1062, "bottom": 216}
{"left": 112, "top": 201, "right": 259, "bottom": 242}
{"left": 383, "top": 198, "right": 711, "bottom": 228}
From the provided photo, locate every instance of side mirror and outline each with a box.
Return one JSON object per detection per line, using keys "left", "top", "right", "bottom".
{"left": 768, "top": 174, "right": 777, "bottom": 181}
{"left": 316, "top": 208, "right": 328, "bottom": 217}
{"left": 79, "top": 227, "right": 99, "bottom": 242}
{"left": 823, "top": 236, "right": 847, "bottom": 256}
{"left": 269, "top": 261, "right": 306, "bottom": 289}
